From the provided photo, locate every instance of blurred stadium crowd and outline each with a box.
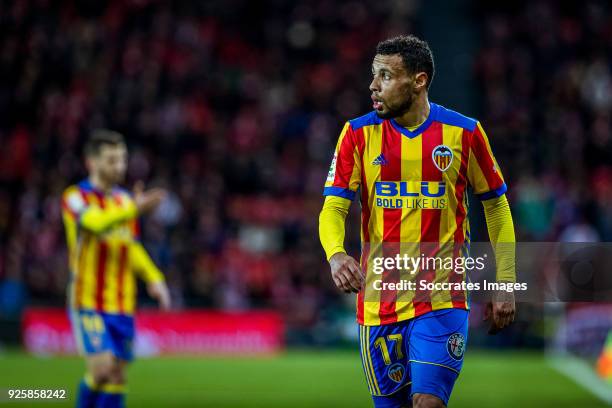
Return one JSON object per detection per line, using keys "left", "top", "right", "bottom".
{"left": 475, "top": 1, "right": 612, "bottom": 244}
{"left": 0, "top": 0, "right": 610, "bottom": 338}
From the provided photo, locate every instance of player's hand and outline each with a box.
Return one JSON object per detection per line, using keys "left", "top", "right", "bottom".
{"left": 484, "top": 288, "right": 515, "bottom": 334}
{"left": 133, "top": 181, "right": 167, "bottom": 214}
{"left": 147, "top": 281, "right": 171, "bottom": 311}
{"left": 329, "top": 252, "right": 364, "bottom": 293}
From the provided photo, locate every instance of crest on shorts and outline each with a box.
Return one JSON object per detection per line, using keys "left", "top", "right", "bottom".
{"left": 447, "top": 333, "right": 465, "bottom": 360}
{"left": 432, "top": 144, "right": 453, "bottom": 172}
{"left": 387, "top": 362, "right": 406, "bottom": 383}
{"left": 88, "top": 333, "right": 102, "bottom": 350}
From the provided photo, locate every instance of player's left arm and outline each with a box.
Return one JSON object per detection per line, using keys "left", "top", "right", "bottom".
{"left": 131, "top": 242, "right": 171, "bottom": 310}
{"left": 482, "top": 194, "right": 516, "bottom": 333}
{"left": 468, "top": 122, "right": 516, "bottom": 333}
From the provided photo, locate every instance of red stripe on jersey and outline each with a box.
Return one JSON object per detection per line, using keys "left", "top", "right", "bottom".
{"left": 132, "top": 219, "right": 141, "bottom": 240}
{"left": 95, "top": 192, "right": 106, "bottom": 209}
{"left": 472, "top": 125, "right": 503, "bottom": 190}
{"left": 79, "top": 189, "right": 90, "bottom": 205}
{"left": 379, "top": 121, "right": 401, "bottom": 325}
{"left": 355, "top": 128, "right": 367, "bottom": 324}
{"left": 117, "top": 244, "right": 128, "bottom": 314}
{"left": 415, "top": 122, "right": 443, "bottom": 316}
{"left": 355, "top": 128, "right": 369, "bottom": 243}
{"left": 95, "top": 242, "right": 108, "bottom": 311}
{"left": 449, "top": 129, "right": 470, "bottom": 308}
{"left": 333, "top": 125, "right": 356, "bottom": 188}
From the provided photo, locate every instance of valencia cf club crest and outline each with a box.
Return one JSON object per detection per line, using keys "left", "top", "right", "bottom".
{"left": 432, "top": 144, "right": 453, "bottom": 172}
{"left": 387, "top": 362, "right": 405, "bottom": 383}
{"left": 90, "top": 334, "right": 102, "bottom": 350}
{"left": 447, "top": 333, "right": 465, "bottom": 360}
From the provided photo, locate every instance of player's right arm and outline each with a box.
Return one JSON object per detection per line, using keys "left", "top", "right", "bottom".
{"left": 61, "top": 183, "right": 165, "bottom": 235}
{"left": 62, "top": 185, "right": 133, "bottom": 237}
{"left": 319, "top": 122, "right": 364, "bottom": 293}
{"left": 65, "top": 191, "right": 138, "bottom": 235}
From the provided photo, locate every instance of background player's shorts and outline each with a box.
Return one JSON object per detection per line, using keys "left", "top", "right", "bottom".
{"left": 69, "top": 309, "right": 135, "bottom": 361}
{"left": 359, "top": 308, "right": 469, "bottom": 406}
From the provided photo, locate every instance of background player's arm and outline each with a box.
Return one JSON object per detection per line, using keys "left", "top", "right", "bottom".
{"left": 62, "top": 182, "right": 166, "bottom": 235}
{"left": 80, "top": 201, "right": 138, "bottom": 234}
{"left": 131, "top": 242, "right": 164, "bottom": 283}
{"left": 131, "top": 242, "right": 171, "bottom": 310}
{"left": 62, "top": 188, "right": 138, "bottom": 235}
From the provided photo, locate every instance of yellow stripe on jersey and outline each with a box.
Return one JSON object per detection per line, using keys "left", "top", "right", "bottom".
{"left": 103, "top": 241, "right": 119, "bottom": 314}
{"left": 123, "top": 272, "right": 136, "bottom": 315}
{"left": 394, "top": 129, "right": 423, "bottom": 323}
{"left": 79, "top": 236, "right": 96, "bottom": 310}
{"left": 439, "top": 124, "right": 463, "bottom": 244}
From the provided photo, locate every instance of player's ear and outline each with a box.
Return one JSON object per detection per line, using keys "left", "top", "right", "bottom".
{"left": 84, "top": 155, "right": 95, "bottom": 172}
{"left": 414, "top": 72, "right": 428, "bottom": 92}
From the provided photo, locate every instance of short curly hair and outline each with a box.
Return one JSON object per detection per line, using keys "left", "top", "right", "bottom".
{"left": 376, "top": 35, "right": 435, "bottom": 89}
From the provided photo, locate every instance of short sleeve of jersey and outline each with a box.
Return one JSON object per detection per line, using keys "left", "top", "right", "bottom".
{"left": 323, "top": 122, "right": 361, "bottom": 201}
{"left": 61, "top": 186, "right": 88, "bottom": 219}
{"left": 467, "top": 122, "right": 507, "bottom": 200}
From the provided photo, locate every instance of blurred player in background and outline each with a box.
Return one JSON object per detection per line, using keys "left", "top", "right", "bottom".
{"left": 319, "top": 35, "right": 516, "bottom": 407}
{"left": 61, "top": 130, "right": 170, "bottom": 408}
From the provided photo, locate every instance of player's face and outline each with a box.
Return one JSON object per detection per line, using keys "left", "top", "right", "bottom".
{"left": 369, "top": 54, "right": 417, "bottom": 119}
{"left": 90, "top": 144, "right": 128, "bottom": 185}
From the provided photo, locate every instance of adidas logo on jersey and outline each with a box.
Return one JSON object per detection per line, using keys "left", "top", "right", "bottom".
{"left": 372, "top": 153, "right": 388, "bottom": 166}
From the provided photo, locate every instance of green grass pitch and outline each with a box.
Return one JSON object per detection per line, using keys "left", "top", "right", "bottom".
{"left": 0, "top": 350, "right": 606, "bottom": 407}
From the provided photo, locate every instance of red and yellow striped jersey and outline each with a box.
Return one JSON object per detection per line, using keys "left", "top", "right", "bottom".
{"left": 61, "top": 179, "right": 164, "bottom": 315}
{"left": 323, "top": 102, "right": 506, "bottom": 325}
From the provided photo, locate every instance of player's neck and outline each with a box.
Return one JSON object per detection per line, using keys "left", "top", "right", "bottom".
{"left": 89, "top": 174, "right": 113, "bottom": 194}
{"left": 393, "top": 94, "right": 430, "bottom": 128}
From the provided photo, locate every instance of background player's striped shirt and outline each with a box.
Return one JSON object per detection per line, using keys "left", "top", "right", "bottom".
{"left": 62, "top": 179, "right": 164, "bottom": 315}
{"left": 323, "top": 102, "right": 506, "bottom": 325}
